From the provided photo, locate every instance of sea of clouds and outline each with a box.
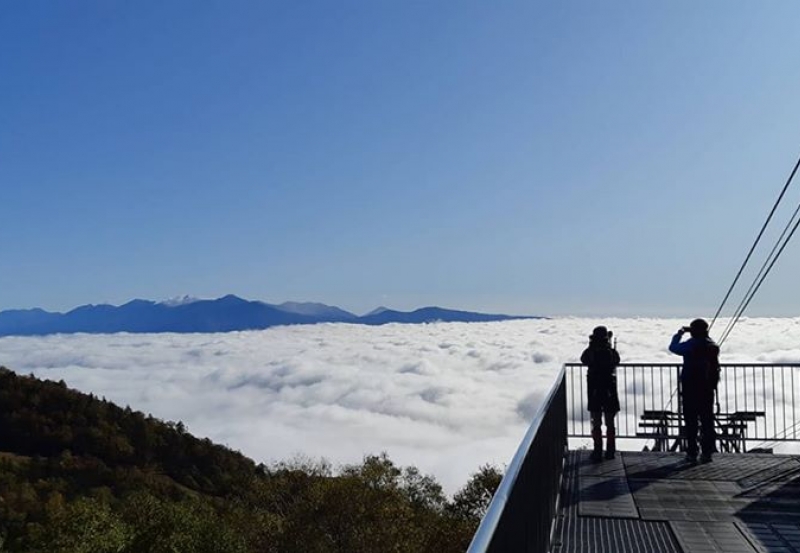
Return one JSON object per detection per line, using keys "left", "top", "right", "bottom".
{"left": 1, "top": 317, "right": 799, "bottom": 493}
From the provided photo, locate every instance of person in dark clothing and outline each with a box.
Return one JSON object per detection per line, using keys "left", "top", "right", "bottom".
{"left": 581, "top": 326, "right": 621, "bottom": 462}
{"left": 669, "top": 318, "right": 720, "bottom": 464}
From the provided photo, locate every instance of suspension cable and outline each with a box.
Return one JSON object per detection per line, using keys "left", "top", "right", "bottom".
{"left": 719, "top": 211, "right": 800, "bottom": 347}
{"left": 717, "top": 198, "right": 800, "bottom": 345}
{"left": 709, "top": 152, "right": 800, "bottom": 332}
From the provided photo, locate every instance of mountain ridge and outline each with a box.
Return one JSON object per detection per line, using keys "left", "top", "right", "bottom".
{"left": 0, "top": 296, "right": 540, "bottom": 337}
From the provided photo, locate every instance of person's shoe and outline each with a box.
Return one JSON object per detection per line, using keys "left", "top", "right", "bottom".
{"left": 685, "top": 453, "right": 698, "bottom": 464}
{"left": 604, "top": 450, "right": 615, "bottom": 460}
{"left": 590, "top": 449, "right": 603, "bottom": 463}
{"left": 700, "top": 453, "right": 713, "bottom": 464}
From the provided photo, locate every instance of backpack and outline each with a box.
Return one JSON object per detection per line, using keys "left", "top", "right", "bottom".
{"left": 588, "top": 345, "right": 618, "bottom": 380}
{"left": 696, "top": 340, "right": 721, "bottom": 389}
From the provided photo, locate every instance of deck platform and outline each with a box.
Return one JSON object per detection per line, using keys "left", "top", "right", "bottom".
{"left": 553, "top": 450, "right": 800, "bottom": 553}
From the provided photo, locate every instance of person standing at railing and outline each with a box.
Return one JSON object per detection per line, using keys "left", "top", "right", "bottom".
{"left": 669, "top": 318, "right": 720, "bottom": 464}
{"left": 581, "top": 326, "right": 620, "bottom": 462}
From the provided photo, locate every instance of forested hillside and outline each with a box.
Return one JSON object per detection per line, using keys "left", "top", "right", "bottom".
{"left": 0, "top": 367, "right": 500, "bottom": 552}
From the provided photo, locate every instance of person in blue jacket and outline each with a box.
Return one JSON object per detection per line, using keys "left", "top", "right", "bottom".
{"left": 669, "top": 318, "right": 720, "bottom": 464}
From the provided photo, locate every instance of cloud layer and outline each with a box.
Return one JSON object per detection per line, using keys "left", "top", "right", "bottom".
{"left": 1, "top": 317, "right": 798, "bottom": 492}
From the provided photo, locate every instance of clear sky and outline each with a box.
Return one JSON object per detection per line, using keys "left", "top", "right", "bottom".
{"left": 2, "top": 1, "right": 800, "bottom": 317}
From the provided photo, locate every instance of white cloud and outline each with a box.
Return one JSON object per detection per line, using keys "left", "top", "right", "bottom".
{"left": 1, "top": 317, "right": 798, "bottom": 493}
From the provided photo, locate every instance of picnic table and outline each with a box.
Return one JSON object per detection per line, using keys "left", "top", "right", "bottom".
{"left": 636, "top": 409, "right": 765, "bottom": 453}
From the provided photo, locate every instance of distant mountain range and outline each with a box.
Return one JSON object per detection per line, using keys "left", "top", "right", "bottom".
{"left": 0, "top": 295, "right": 539, "bottom": 337}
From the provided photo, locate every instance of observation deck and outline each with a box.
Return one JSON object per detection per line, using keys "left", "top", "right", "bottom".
{"left": 555, "top": 449, "right": 800, "bottom": 553}
{"left": 468, "top": 363, "right": 800, "bottom": 553}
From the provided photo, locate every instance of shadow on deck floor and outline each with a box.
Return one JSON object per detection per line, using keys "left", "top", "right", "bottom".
{"left": 553, "top": 451, "right": 800, "bottom": 553}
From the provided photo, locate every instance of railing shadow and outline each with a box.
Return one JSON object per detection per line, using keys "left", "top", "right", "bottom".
{"left": 566, "top": 452, "right": 696, "bottom": 507}
{"left": 734, "top": 466, "right": 800, "bottom": 549}
{"left": 735, "top": 465, "right": 800, "bottom": 522}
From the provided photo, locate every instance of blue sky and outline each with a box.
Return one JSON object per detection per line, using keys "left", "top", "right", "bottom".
{"left": 2, "top": 1, "right": 800, "bottom": 317}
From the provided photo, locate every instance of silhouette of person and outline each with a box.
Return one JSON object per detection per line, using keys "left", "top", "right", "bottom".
{"left": 581, "top": 326, "right": 620, "bottom": 462}
{"left": 669, "top": 318, "right": 720, "bottom": 463}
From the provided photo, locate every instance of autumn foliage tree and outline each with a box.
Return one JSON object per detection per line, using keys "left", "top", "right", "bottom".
{"left": 0, "top": 367, "right": 501, "bottom": 553}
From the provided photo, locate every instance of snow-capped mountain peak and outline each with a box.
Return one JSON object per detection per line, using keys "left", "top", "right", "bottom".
{"left": 160, "top": 295, "right": 201, "bottom": 307}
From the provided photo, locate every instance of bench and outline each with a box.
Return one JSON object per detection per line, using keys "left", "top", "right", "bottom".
{"left": 637, "top": 410, "right": 765, "bottom": 453}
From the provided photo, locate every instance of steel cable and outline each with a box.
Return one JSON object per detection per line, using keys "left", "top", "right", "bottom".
{"left": 709, "top": 152, "right": 800, "bottom": 332}
{"left": 717, "top": 199, "right": 800, "bottom": 344}
{"left": 719, "top": 211, "right": 800, "bottom": 347}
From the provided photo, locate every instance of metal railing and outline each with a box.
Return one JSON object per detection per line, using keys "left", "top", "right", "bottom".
{"left": 566, "top": 363, "right": 800, "bottom": 447}
{"left": 467, "top": 367, "right": 567, "bottom": 553}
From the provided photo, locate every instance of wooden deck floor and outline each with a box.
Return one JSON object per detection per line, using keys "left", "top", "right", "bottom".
{"left": 553, "top": 450, "right": 800, "bottom": 553}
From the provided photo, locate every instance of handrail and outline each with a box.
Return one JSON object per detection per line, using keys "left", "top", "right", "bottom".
{"left": 566, "top": 362, "right": 800, "bottom": 446}
{"left": 467, "top": 366, "right": 567, "bottom": 553}
{"left": 565, "top": 362, "right": 800, "bottom": 368}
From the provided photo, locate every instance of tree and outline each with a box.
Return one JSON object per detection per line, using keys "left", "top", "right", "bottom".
{"left": 449, "top": 464, "right": 503, "bottom": 521}
{"left": 32, "top": 497, "right": 130, "bottom": 553}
